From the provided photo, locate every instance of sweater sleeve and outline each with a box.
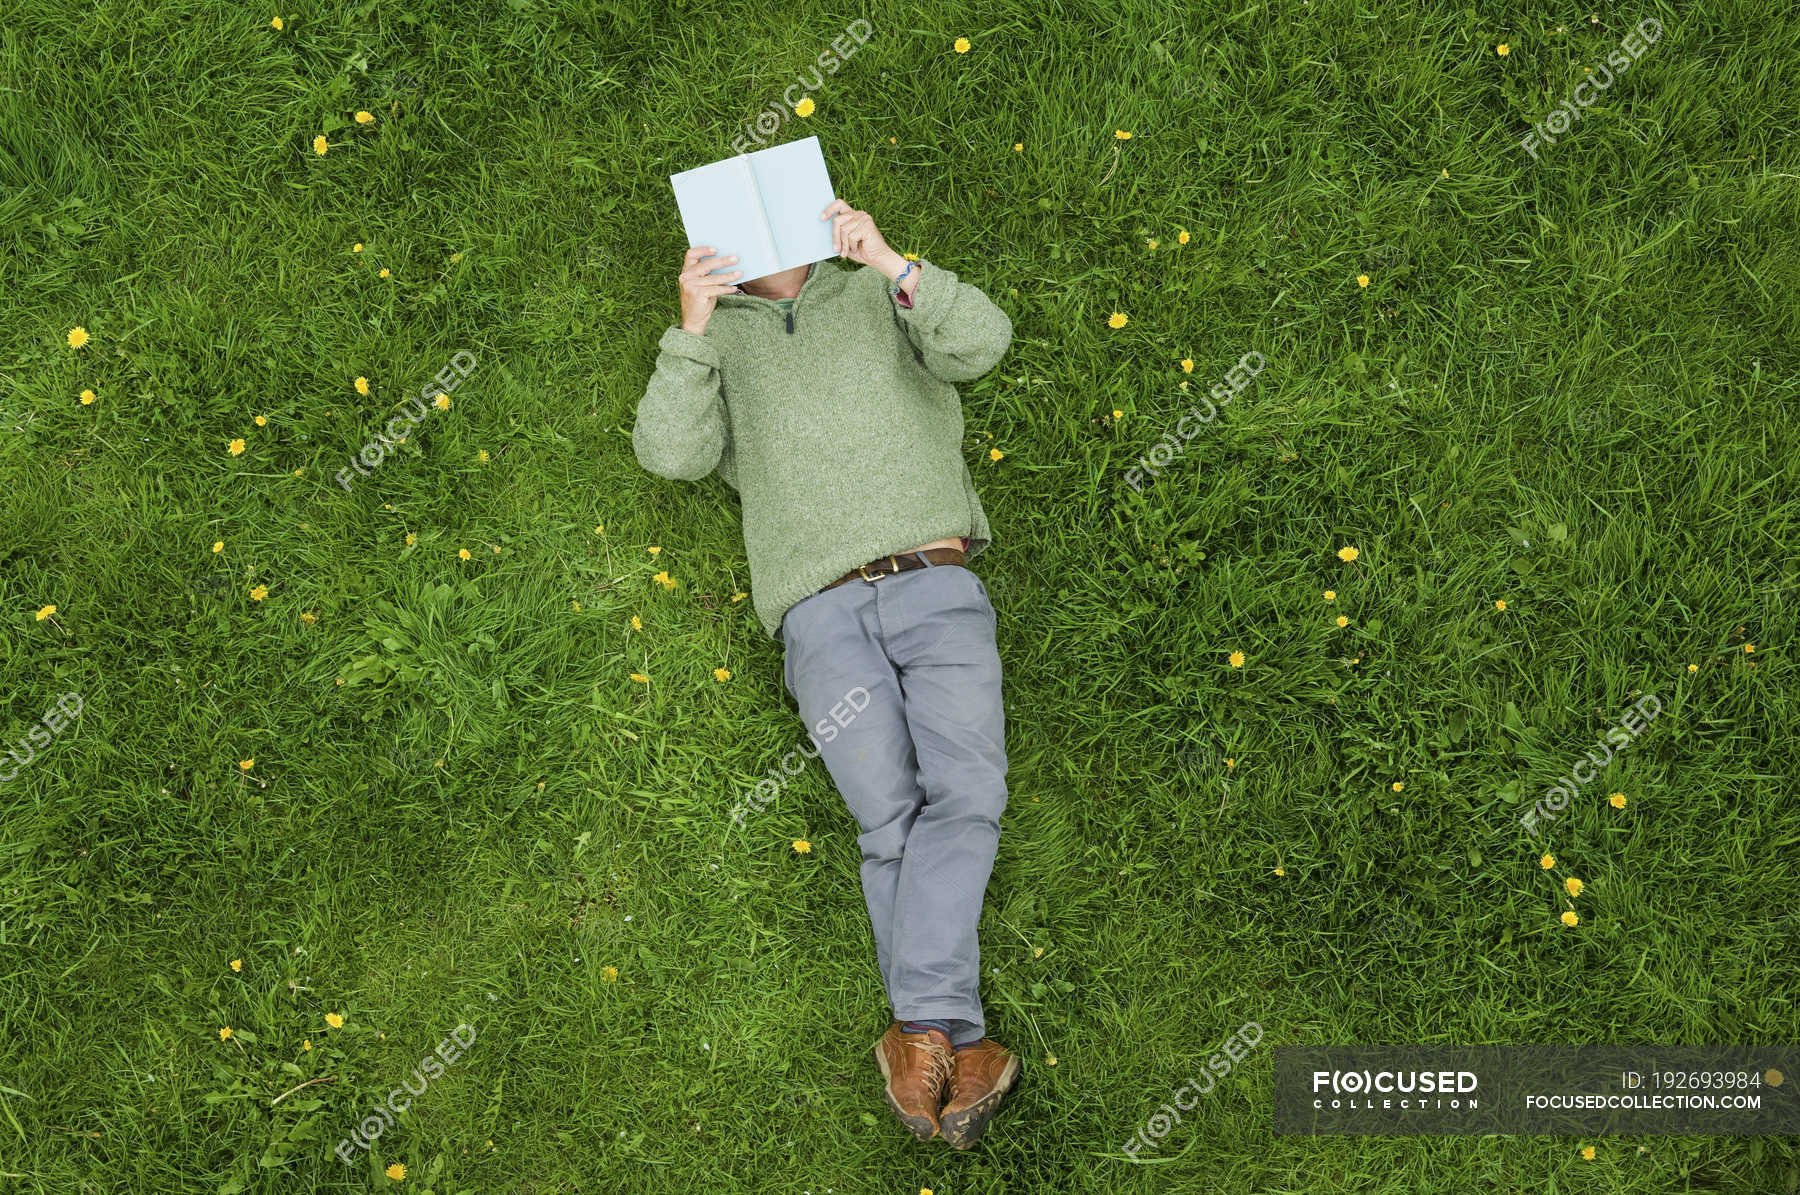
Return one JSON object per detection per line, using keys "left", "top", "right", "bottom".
{"left": 890, "top": 259, "right": 1013, "bottom": 382}
{"left": 632, "top": 326, "right": 734, "bottom": 485}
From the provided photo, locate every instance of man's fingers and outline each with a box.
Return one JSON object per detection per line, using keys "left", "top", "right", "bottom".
{"left": 685, "top": 245, "right": 715, "bottom": 262}
{"left": 681, "top": 255, "right": 737, "bottom": 281}
{"left": 821, "top": 198, "right": 851, "bottom": 220}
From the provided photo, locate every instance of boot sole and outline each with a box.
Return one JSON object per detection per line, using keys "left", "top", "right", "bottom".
{"left": 873, "top": 1040, "right": 940, "bottom": 1141}
{"left": 940, "top": 1055, "right": 1021, "bottom": 1150}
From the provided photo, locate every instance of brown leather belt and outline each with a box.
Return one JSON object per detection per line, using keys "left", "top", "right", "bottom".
{"left": 821, "top": 547, "right": 967, "bottom": 592}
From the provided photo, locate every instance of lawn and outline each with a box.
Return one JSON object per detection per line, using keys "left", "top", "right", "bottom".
{"left": 2, "top": 0, "right": 1798, "bottom": 1192}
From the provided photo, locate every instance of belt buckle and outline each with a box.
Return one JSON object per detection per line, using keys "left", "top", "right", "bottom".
{"left": 858, "top": 554, "right": 901, "bottom": 583}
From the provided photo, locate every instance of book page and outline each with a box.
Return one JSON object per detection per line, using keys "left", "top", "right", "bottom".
{"left": 669, "top": 154, "right": 780, "bottom": 282}
{"left": 748, "top": 136, "right": 837, "bottom": 273}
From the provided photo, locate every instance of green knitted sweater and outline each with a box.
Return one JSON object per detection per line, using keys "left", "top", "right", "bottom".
{"left": 632, "top": 258, "right": 1012, "bottom": 639}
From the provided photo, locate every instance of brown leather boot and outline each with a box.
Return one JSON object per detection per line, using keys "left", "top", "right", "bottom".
{"left": 939, "top": 1038, "right": 1020, "bottom": 1149}
{"left": 873, "top": 1022, "right": 953, "bottom": 1141}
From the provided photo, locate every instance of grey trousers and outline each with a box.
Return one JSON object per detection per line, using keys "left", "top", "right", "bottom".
{"left": 779, "top": 555, "right": 1008, "bottom": 1042}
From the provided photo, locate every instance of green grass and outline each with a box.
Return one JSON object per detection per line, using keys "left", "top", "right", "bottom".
{"left": 3, "top": 0, "right": 1798, "bottom": 1191}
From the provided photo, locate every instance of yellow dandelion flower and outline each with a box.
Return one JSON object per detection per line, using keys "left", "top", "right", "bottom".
{"left": 571, "top": 601, "right": 581, "bottom": 612}
{"left": 477, "top": 449, "right": 489, "bottom": 463}
{"left": 67, "top": 326, "right": 89, "bottom": 349}
{"left": 594, "top": 524, "right": 605, "bottom": 534}
{"left": 1609, "top": 793, "right": 1627, "bottom": 809}
{"left": 378, "top": 267, "right": 390, "bottom": 278}
{"left": 601, "top": 965, "right": 618, "bottom": 982}
{"left": 1013, "top": 142, "right": 1023, "bottom": 152}
{"left": 1357, "top": 274, "right": 1371, "bottom": 288}
{"left": 1111, "top": 409, "right": 1123, "bottom": 420}
{"left": 212, "top": 541, "right": 224, "bottom": 553}
{"left": 230, "top": 958, "right": 243, "bottom": 972}
{"left": 1114, "top": 129, "right": 1132, "bottom": 140}
{"left": 1391, "top": 781, "right": 1404, "bottom": 792}
{"left": 1179, "top": 358, "right": 1194, "bottom": 373}
{"left": 219, "top": 1026, "right": 233, "bottom": 1040}
{"left": 354, "top": 376, "right": 370, "bottom": 395}
{"left": 249, "top": 585, "right": 267, "bottom": 601}
{"left": 80, "top": 388, "right": 97, "bottom": 405}
{"left": 1225, "top": 758, "right": 1235, "bottom": 769}
{"left": 270, "top": 15, "right": 282, "bottom": 29}
{"left": 793, "top": 96, "right": 815, "bottom": 117}
{"left": 300, "top": 611, "right": 317, "bottom": 626}
{"left": 1495, "top": 599, "right": 1507, "bottom": 610}
{"left": 312, "top": 135, "right": 328, "bottom": 155}
{"left": 1323, "top": 590, "right": 1336, "bottom": 601}
{"left": 1561, "top": 910, "right": 1579, "bottom": 927}
{"left": 629, "top": 672, "right": 649, "bottom": 684}
{"left": 1540, "top": 854, "right": 1555, "bottom": 869}
{"left": 989, "top": 447, "right": 1004, "bottom": 462}
{"left": 1177, "top": 229, "right": 1190, "bottom": 244}
{"left": 1273, "top": 867, "right": 1285, "bottom": 876}
{"left": 450, "top": 251, "right": 463, "bottom": 263}
{"left": 228, "top": 438, "right": 246, "bottom": 456}
{"left": 714, "top": 667, "right": 732, "bottom": 682}
{"left": 302, "top": 1039, "right": 311, "bottom": 1050}
{"left": 1581, "top": 1145, "right": 1595, "bottom": 1160}
{"left": 458, "top": 548, "right": 471, "bottom": 560}
{"left": 385, "top": 1162, "right": 406, "bottom": 1181}
{"left": 1744, "top": 643, "right": 1756, "bottom": 653}
{"left": 631, "top": 615, "right": 642, "bottom": 630}
{"left": 731, "top": 592, "right": 747, "bottom": 603}
{"left": 238, "top": 758, "right": 254, "bottom": 770}
{"left": 792, "top": 839, "right": 812, "bottom": 853}
{"left": 1441, "top": 167, "right": 1450, "bottom": 178}
{"left": 1228, "top": 650, "right": 1245, "bottom": 669}
{"left": 652, "top": 570, "right": 676, "bottom": 590}
{"left": 254, "top": 414, "right": 267, "bottom": 427}
{"left": 1565, "top": 876, "right": 1583, "bottom": 897}
{"left": 1107, "top": 311, "right": 1128, "bottom": 329}
{"left": 1686, "top": 663, "right": 1698, "bottom": 672}
{"left": 355, "top": 110, "right": 374, "bottom": 125}
{"left": 35, "top": 604, "right": 56, "bottom": 620}
{"left": 404, "top": 532, "right": 416, "bottom": 547}
{"left": 1147, "top": 238, "right": 1158, "bottom": 250}
{"left": 648, "top": 545, "right": 661, "bottom": 556}
{"left": 434, "top": 393, "right": 450, "bottom": 410}
{"left": 953, "top": 37, "right": 970, "bottom": 53}
{"left": 1337, "top": 545, "right": 1360, "bottom": 562}
{"left": 1496, "top": 43, "right": 1510, "bottom": 55}
{"left": 353, "top": 242, "right": 363, "bottom": 253}
{"left": 1336, "top": 615, "right": 1349, "bottom": 628}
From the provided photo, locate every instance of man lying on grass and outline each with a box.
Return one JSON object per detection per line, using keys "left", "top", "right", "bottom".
{"left": 632, "top": 198, "right": 1019, "bottom": 1149}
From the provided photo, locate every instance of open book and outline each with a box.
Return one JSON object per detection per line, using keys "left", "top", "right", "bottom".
{"left": 669, "top": 136, "right": 837, "bottom": 284}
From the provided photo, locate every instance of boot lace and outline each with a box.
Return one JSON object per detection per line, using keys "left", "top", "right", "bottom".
{"left": 910, "top": 1037, "right": 953, "bottom": 1094}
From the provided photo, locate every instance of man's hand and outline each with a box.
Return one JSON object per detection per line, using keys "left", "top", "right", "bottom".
{"left": 678, "top": 246, "right": 743, "bottom": 336}
{"left": 822, "top": 199, "right": 907, "bottom": 278}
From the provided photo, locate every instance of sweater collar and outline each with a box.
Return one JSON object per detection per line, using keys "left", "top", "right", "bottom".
{"left": 717, "top": 259, "right": 850, "bottom": 309}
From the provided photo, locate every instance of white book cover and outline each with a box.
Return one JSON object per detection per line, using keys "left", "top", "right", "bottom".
{"left": 669, "top": 135, "right": 837, "bottom": 283}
